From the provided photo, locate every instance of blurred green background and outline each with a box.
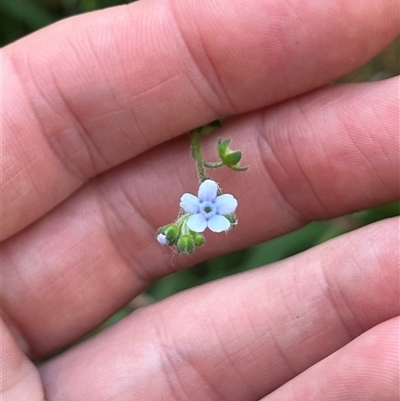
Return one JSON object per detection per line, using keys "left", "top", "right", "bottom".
{"left": 3, "top": 0, "right": 399, "bottom": 344}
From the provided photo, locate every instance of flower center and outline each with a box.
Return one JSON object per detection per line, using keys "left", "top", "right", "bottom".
{"left": 200, "top": 201, "right": 216, "bottom": 219}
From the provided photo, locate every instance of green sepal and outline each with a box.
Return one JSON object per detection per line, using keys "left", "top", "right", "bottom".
{"left": 224, "top": 213, "right": 238, "bottom": 227}
{"left": 230, "top": 165, "right": 249, "bottom": 172}
{"left": 223, "top": 151, "right": 242, "bottom": 166}
{"left": 217, "top": 138, "right": 248, "bottom": 171}
{"left": 217, "top": 139, "right": 230, "bottom": 153}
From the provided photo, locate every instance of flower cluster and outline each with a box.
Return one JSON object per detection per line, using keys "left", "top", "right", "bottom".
{"left": 156, "top": 120, "right": 246, "bottom": 255}
{"left": 157, "top": 180, "right": 237, "bottom": 254}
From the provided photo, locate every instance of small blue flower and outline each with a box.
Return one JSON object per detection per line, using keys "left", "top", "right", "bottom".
{"left": 180, "top": 180, "right": 238, "bottom": 233}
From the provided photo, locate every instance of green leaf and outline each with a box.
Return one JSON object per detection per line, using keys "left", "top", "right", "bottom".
{"left": 239, "top": 222, "right": 338, "bottom": 270}
{"left": 354, "top": 201, "right": 400, "bottom": 225}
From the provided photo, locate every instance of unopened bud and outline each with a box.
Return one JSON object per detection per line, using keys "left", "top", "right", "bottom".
{"left": 176, "top": 235, "right": 196, "bottom": 255}
{"left": 156, "top": 224, "right": 179, "bottom": 246}
{"left": 193, "top": 233, "right": 205, "bottom": 247}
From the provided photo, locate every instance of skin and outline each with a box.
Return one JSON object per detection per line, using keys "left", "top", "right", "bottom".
{"left": 1, "top": 0, "right": 399, "bottom": 399}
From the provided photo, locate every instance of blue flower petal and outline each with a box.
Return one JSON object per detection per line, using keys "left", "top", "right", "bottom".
{"left": 215, "top": 194, "right": 237, "bottom": 215}
{"left": 156, "top": 233, "right": 168, "bottom": 246}
{"left": 187, "top": 214, "right": 207, "bottom": 232}
{"left": 180, "top": 193, "right": 200, "bottom": 214}
{"left": 198, "top": 180, "right": 218, "bottom": 201}
{"left": 207, "top": 215, "right": 231, "bottom": 233}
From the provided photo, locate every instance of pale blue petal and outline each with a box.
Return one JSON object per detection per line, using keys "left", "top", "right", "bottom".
{"left": 198, "top": 180, "right": 218, "bottom": 201}
{"left": 180, "top": 193, "right": 200, "bottom": 214}
{"left": 207, "top": 215, "right": 231, "bottom": 233}
{"left": 187, "top": 214, "right": 207, "bottom": 232}
{"left": 156, "top": 233, "right": 168, "bottom": 246}
{"left": 215, "top": 194, "right": 238, "bottom": 215}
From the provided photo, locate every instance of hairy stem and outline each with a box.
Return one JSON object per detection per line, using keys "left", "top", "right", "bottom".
{"left": 190, "top": 131, "right": 208, "bottom": 183}
{"left": 204, "top": 161, "right": 223, "bottom": 168}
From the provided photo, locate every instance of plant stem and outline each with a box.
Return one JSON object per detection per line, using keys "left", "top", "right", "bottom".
{"left": 190, "top": 131, "right": 208, "bottom": 183}
{"left": 204, "top": 161, "right": 223, "bottom": 168}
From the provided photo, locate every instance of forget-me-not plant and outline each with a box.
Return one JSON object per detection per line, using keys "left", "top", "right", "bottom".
{"left": 156, "top": 120, "right": 248, "bottom": 254}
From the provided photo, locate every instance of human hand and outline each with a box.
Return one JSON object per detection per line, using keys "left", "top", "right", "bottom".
{"left": 2, "top": 0, "right": 399, "bottom": 399}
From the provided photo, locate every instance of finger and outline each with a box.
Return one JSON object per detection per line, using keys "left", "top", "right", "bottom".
{"left": 38, "top": 218, "right": 399, "bottom": 401}
{"left": 2, "top": 77, "right": 399, "bottom": 358}
{"left": 0, "top": 317, "right": 44, "bottom": 401}
{"left": 3, "top": 0, "right": 398, "bottom": 239}
{"left": 264, "top": 317, "right": 399, "bottom": 401}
